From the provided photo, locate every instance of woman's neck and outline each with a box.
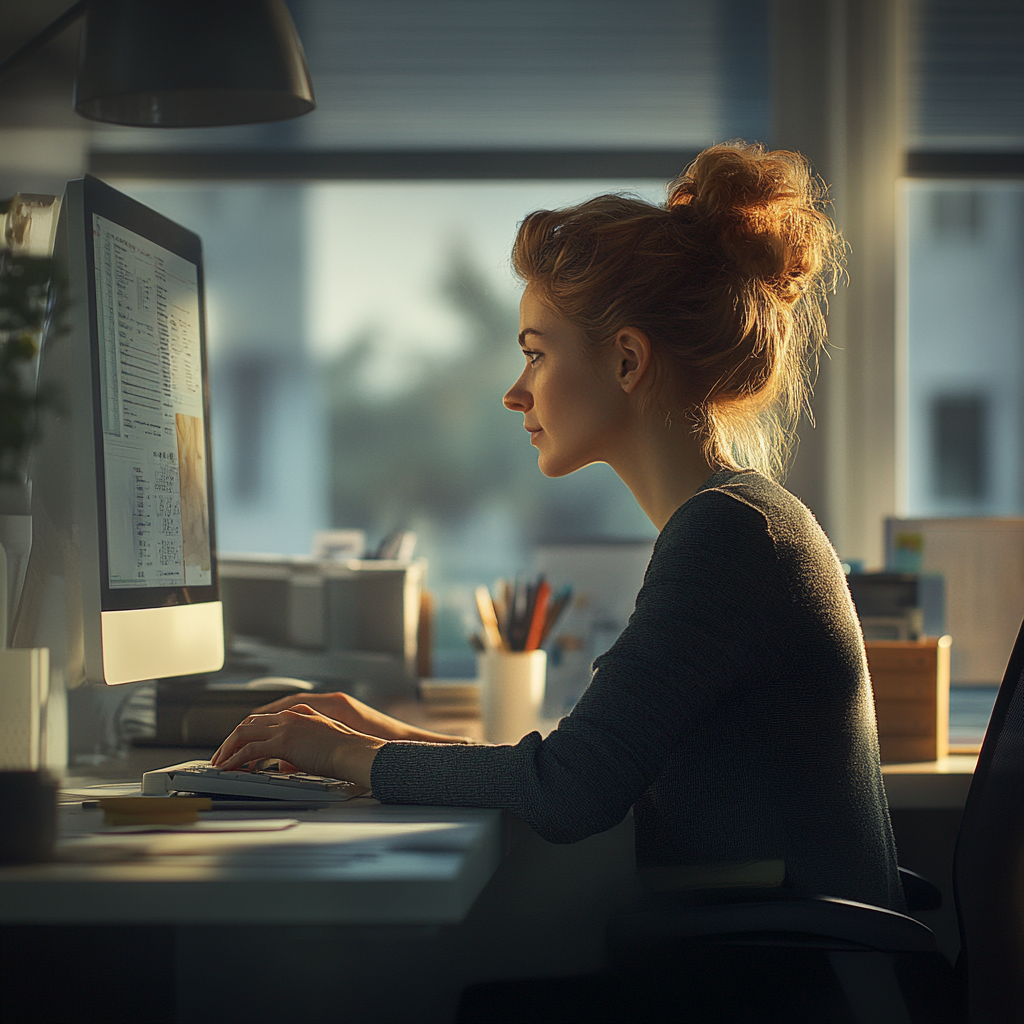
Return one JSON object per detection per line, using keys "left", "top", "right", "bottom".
{"left": 606, "top": 414, "right": 717, "bottom": 531}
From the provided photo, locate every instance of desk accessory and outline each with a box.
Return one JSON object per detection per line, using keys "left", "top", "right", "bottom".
{"left": 220, "top": 554, "right": 426, "bottom": 699}
{"left": 478, "top": 649, "right": 547, "bottom": 745}
{"left": 473, "top": 577, "right": 570, "bottom": 653}
{"left": 866, "top": 636, "right": 951, "bottom": 762}
{"left": 0, "top": 769, "right": 56, "bottom": 863}
{"left": 847, "top": 571, "right": 945, "bottom": 641}
{"left": 472, "top": 577, "right": 565, "bottom": 742}
{"left": 98, "top": 796, "right": 210, "bottom": 826}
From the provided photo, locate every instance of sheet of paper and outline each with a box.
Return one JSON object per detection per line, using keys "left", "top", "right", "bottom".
{"left": 60, "top": 783, "right": 142, "bottom": 799}
{"left": 97, "top": 818, "right": 300, "bottom": 834}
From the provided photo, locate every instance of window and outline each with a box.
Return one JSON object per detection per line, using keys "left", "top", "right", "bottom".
{"left": 115, "top": 179, "right": 668, "bottom": 672}
{"left": 901, "top": 182, "right": 1024, "bottom": 516}
{"left": 930, "top": 394, "right": 988, "bottom": 502}
{"left": 100, "top": 0, "right": 774, "bottom": 673}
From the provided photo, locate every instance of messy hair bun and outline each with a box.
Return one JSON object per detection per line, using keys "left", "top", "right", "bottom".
{"left": 512, "top": 141, "right": 844, "bottom": 480}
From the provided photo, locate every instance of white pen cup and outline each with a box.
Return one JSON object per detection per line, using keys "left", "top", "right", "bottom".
{"left": 478, "top": 649, "right": 547, "bottom": 745}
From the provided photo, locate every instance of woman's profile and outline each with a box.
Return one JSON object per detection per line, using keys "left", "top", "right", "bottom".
{"left": 213, "top": 141, "right": 905, "bottom": 914}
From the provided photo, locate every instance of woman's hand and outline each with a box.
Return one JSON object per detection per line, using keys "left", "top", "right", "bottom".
{"left": 253, "top": 688, "right": 473, "bottom": 744}
{"left": 210, "top": 705, "right": 385, "bottom": 788}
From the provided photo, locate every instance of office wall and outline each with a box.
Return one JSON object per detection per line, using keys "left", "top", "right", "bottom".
{"left": 774, "top": 0, "right": 909, "bottom": 569}
{"left": 0, "top": 128, "right": 88, "bottom": 204}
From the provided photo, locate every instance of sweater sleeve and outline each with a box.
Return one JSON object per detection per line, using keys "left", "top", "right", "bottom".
{"left": 370, "top": 490, "right": 780, "bottom": 843}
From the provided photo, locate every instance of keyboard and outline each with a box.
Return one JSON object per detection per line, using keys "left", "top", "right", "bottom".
{"left": 142, "top": 760, "right": 369, "bottom": 802}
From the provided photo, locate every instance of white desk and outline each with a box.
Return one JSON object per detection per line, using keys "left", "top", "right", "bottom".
{"left": 0, "top": 752, "right": 629, "bottom": 1024}
{"left": 0, "top": 738, "right": 978, "bottom": 1023}
{"left": 0, "top": 798, "right": 504, "bottom": 926}
{"left": 881, "top": 755, "right": 978, "bottom": 809}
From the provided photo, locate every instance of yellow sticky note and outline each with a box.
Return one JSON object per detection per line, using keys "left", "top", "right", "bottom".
{"left": 97, "top": 797, "right": 211, "bottom": 825}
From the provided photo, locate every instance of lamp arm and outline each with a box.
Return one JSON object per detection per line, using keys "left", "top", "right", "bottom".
{"left": 0, "top": 1, "right": 86, "bottom": 85}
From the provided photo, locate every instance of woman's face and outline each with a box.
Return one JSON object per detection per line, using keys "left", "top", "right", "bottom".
{"left": 503, "top": 284, "right": 630, "bottom": 478}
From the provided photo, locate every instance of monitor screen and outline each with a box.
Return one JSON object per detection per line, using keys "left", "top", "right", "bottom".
{"left": 14, "top": 175, "right": 223, "bottom": 691}
{"left": 93, "top": 213, "right": 212, "bottom": 590}
{"left": 83, "top": 178, "right": 218, "bottom": 612}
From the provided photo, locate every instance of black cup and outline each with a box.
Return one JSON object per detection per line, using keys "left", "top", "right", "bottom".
{"left": 0, "top": 771, "right": 57, "bottom": 865}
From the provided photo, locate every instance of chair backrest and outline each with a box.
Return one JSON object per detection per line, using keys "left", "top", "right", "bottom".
{"left": 953, "top": 616, "right": 1024, "bottom": 1024}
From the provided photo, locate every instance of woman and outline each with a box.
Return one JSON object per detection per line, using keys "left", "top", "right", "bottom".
{"left": 213, "top": 142, "right": 904, "bottom": 912}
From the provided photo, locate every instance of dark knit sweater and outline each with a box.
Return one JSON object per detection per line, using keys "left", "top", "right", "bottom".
{"left": 371, "top": 469, "right": 906, "bottom": 911}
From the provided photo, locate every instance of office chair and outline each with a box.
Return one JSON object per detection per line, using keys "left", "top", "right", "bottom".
{"left": 952, "top": 616, "right": 1024, "bottom": 1024}
{"left": 598, "top": 878, "right": 953, "bottom": 1024}
{"left": 459, "top": 850, "right": 953, "bottom": 1022}
{"left": 459, "top": 619, "right": 1024, "bottom": 1024}
{"left": 457, "top": 875, "right": 952, "bottom": 1024}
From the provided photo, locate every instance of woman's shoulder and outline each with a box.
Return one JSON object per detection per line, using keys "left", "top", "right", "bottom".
{"left": 645, "top": 471, "right": 778, "bottom": 585}
{"left": 659, "top": 470, "right": 776, "bottom": 546}
{"left": 650, "top": 469, "right": 836, "bottom": 588}
{"left": 665, "top": 469, "right": 823, "bottom": 548}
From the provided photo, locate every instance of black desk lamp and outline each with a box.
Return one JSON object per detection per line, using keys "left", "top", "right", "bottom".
{"left": 0, "top": 0, "right": 315, "bottom": 127}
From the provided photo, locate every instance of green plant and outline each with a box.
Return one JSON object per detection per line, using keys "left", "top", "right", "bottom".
{"left": 0, "top": 201, "right": 55, "bottom": 485}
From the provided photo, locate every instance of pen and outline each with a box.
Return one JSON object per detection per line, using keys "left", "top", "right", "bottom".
{"left": 539, "top": 585, "right": 573, "bottom": 647}
{"left": 509, "top": 579, "right": 531, "bottom": 651}
{"left": 502, "top": 580, "right": 515, "bottom": 645}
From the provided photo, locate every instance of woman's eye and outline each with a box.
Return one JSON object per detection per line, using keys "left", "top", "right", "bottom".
{"left": 524, "top": 350, "right": 542, "bottom": 366}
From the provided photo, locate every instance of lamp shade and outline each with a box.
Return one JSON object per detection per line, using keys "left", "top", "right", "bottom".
{"left": 73, "top": 0, "right": 315, "bottom": 127}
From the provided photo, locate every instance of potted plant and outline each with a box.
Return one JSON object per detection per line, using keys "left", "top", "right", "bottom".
{"left": 0, "top": 194, "right": 61, "bottom": 645}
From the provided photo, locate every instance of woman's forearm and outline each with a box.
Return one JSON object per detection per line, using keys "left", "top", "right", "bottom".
{"left": 389, "top": 722, "right": 478, "bottom": 744}
{"left": 252, "top": 690, "right": 477, "bottom": 744}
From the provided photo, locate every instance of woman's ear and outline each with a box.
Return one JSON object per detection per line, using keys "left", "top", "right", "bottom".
{"left": 615, "top": 327, "right": 652, "bottom": 394}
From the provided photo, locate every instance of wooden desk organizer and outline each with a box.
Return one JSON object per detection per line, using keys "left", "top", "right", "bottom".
{"left": 865, "top": 637, "right": 951, "bottom": 763}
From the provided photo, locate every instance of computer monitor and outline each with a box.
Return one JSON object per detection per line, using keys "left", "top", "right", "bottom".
{"left": 14, "top": 175, "right": 224, "bottom": 689}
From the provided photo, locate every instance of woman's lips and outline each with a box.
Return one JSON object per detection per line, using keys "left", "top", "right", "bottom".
{"left": 526, "top": 426, "right": 543, "bottom": 445}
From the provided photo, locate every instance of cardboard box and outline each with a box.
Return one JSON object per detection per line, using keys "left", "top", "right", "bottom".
{"left": 865, "top": 636, "right": 951, "bottom": 763}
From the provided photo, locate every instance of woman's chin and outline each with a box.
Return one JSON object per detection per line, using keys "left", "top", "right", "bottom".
{"left": 537, "top": 451, "right": 584, "bottom": 479}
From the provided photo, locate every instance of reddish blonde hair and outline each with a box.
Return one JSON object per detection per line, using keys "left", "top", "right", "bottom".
{"left": 512, "top": 142, "right": 843, "bottom": 480}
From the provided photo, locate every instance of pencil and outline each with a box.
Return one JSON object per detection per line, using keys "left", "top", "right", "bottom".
{"left": 475, "top": 585, "right": 506, "bottom": 651}
{"left": 525, "top": 579, "right": 551, "bottom": 651}
{"left": 492, "top": 580, "right": 509, "bottom": 649}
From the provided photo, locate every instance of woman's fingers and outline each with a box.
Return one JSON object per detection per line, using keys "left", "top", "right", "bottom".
{"left": 212, "top": 715, "right": 277, "bottom": 766}
{"left": 217, "top": 739, "right": 278, "bottom": 772}
{"left": 211, "top": 708, "right": 356, "bottom": 776}
{"left": 214, "top": 705, "right": 318, "bottom": 764}
{"left": 253, "top": 694, "right": 306, "bottom": 714}
{"left": 208, "top": 706, "right": 383, "bottom": 787}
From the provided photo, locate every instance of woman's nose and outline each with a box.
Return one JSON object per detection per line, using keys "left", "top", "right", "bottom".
{"left": 503, "top": 372, "right": 532, "bottom": 412}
